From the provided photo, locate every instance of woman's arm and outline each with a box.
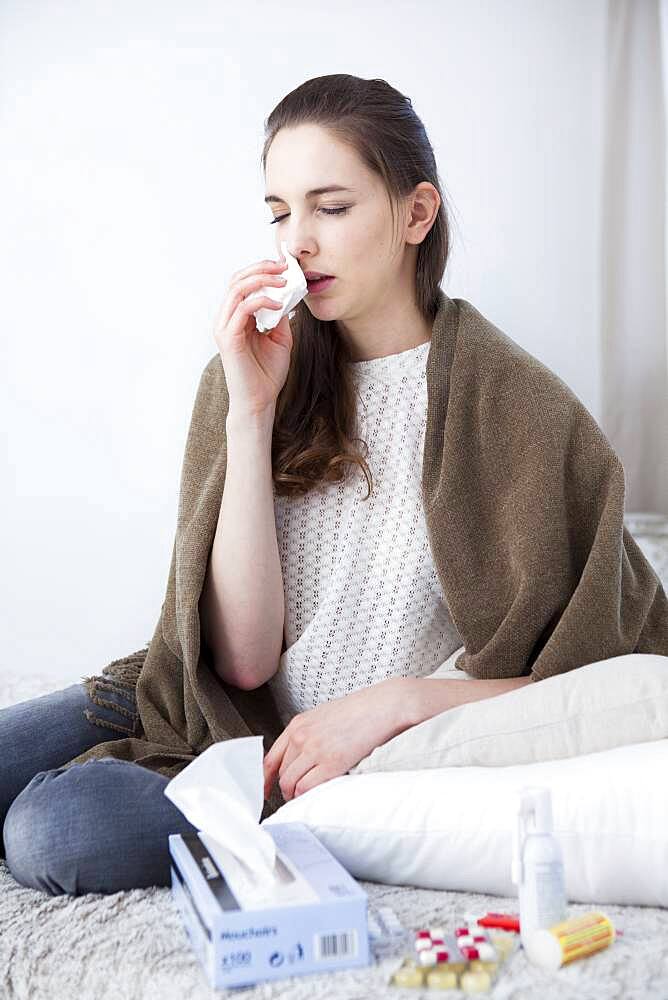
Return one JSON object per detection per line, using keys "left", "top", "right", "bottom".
{"left": 396, "top": 675, "right": 534, "bottom": 730}
{"left": 263, "top": 675, "right": 534, "bottom": 800}
{"left": 199, "top": 405, "right": 285, "bottom": 690}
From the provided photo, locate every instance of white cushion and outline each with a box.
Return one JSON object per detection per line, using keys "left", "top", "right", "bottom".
{"left": 348, "top": 653, "right": 668, "bottom": 773}
{"left": 263, "top": 738, "right": 668, "bottom": 907}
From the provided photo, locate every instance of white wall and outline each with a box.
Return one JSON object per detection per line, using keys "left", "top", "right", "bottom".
{"left": 0, "top": 0, "right": 608, "bottom": 684}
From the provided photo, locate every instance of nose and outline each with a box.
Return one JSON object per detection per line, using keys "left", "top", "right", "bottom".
{"left": 279, "top": 229, "right": 317, "bottom": 265}
{"left": 285, "top": 244, "right": 312, "bottom": 265}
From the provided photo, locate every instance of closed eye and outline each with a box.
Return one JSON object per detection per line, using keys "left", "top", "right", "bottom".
{"left": 270, "top": 207, "right": 350, "bottom": 225}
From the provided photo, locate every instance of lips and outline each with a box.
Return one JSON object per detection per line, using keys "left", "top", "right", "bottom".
{"left": 304, "top": 271, "right": 334, "bottom": 280}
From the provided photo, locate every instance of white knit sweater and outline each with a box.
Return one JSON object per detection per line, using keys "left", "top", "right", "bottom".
{"left": 268, "top": 339, "right": 464, "bottom": 726}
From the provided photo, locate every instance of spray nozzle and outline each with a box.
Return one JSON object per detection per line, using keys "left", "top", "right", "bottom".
{"left": 511, "top": 786, "right": 555, "bottom": 887}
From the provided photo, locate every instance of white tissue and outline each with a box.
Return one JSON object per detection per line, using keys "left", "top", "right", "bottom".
{"left": 246, "top": 240, "right": 308, "bottom": 333}
{"left": 163, "top": 736, "right": 278, "bottom": 883}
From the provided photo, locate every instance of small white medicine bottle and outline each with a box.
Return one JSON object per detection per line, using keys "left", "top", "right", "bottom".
{"left": 511, "top": 785, "right": 568, "bottom": 948}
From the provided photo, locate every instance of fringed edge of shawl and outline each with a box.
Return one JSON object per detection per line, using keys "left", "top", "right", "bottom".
{"left": 81, "top": 645, "right": 150, "bottom": 737}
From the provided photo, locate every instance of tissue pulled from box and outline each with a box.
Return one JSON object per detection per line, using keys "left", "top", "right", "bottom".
{"left": 246, "top": 240, "right": 308, "bottom": 332}
{"left": 164, "top": 736, "right": 278, "bottom": 882}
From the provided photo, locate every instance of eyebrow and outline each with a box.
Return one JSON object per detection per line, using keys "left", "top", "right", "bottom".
{"left": 264, "top": 185, "right": 355, "bottom": 205}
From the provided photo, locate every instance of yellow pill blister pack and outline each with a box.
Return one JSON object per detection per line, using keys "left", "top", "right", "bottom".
{"left": 387, "top": 922, "right": 520, "bottom": 994}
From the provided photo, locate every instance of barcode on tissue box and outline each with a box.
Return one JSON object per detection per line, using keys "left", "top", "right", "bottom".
{"left": 313, "top": 929, "right": 358, "bottom": 961}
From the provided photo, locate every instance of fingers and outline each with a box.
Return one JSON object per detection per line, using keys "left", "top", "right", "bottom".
{"left": 216, "top": 270, "right": 287, "bottom": 342}
{"left": 277, "top": 753, "right": 318, "bottom": 801}
{"left": 292, "top": 764, "right": 323, "bottom": 798}
{"left": 263, "top": 734, "right": 287, "bottom": 797}
{"left": 264, "top": 728, "right": 300, "bottom": 798}
{"left": 225, "top": 290, "right": 283, "bottom": 336}
{"left": 229, "top": 257, "right": 287, "bottom": 284}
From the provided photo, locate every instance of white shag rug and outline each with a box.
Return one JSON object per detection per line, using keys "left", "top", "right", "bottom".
{"left": 1, "top": 512, "right": 667, "bottom": 1000}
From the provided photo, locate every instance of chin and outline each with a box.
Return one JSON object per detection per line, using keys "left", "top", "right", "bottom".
{"left": 304, "top": 297, "right": 340, "bottom": 319}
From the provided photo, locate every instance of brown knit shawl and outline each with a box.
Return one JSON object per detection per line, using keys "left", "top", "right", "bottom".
{"left": 64, "top": 290, "right": 668, "bottom": 819}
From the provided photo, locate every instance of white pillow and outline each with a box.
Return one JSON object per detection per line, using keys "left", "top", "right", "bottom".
{"left": 348, "top": 653, "right": 668, "bottom": 774}
{"left": 262, "top": 738, "right": 668, "bottom": 907}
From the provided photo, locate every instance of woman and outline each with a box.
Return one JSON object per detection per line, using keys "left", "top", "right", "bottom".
{"left": 2, "top": 74, "right": 666, "bottom": 898}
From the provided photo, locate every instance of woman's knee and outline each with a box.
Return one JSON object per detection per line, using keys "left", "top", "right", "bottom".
{"left": 0, "top": 680, "right": 143, "bottom": 849}
{"left": 3, "top": 767, "right": 76, "bottom": 895}
{"left": 2, "top": 759, "right": 187, "bottom": 897}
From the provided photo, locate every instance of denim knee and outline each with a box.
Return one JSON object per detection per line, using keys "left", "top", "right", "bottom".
{"left": 3, "top": 758, "right": 196, "bottom": 897}
{"left": 3, "top": 764, "right": 97, "bottom": 896}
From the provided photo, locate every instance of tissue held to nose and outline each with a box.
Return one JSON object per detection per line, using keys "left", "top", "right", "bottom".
{"left": 163, "top": 736, "right": 278, "bottom": 881}
{"left": 247, "top": 240, "right": 308, "bottom": 332}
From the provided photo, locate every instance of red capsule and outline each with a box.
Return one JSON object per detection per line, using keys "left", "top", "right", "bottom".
{"left": 477, "top": 913, "right": 521, "bottom": 932}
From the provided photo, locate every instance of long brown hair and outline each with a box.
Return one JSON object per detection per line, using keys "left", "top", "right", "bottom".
{"left": 262, "top": 74, "right": 454, "bottom": 500}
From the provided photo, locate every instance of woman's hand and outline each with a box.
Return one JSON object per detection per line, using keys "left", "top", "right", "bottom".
{"left": 263, "top": 677, "right": 410, "bottom": 802}
{"left": 214, "top": 253, "right": 294, "bottom": 419}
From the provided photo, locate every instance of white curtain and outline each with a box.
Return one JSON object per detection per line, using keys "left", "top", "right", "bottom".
{"left": 601, "top": 0, "right": 668, "bottom": 517}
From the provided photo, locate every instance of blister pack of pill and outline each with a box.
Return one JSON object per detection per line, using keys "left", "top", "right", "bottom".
{"left": 367, "top": 904, "right": 412, "bottom": 957}
{"left": 387, "top": 919, "right": 520, "bottom": 993}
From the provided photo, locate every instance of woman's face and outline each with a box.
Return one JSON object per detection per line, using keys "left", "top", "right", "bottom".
{"left": 264, "top": 124, "right": 407, "bottom": 325}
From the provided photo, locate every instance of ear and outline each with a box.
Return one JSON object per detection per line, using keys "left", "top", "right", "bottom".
{"left": 406, "top": 181, "right": 441, "bottom": 245}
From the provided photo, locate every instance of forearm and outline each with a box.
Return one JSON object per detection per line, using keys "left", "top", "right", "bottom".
{"left": 398, "top": 675, "right": 534, "bottom": 729}
{"left": 198, "top": 406, "right": 285, "bottom": 690}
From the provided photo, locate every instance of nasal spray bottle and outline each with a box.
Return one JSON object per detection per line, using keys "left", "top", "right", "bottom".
{"left": 511, "top": 786, "right": 568, "bottom": 949}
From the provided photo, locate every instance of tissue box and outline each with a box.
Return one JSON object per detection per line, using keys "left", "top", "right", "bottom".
{"left": 169, "top": 821, "right": 370, "bottom": 989}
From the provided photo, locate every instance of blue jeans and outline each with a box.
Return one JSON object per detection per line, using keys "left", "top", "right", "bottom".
{"left": 0, "top": 681, "right": 199, "bottom": 897}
